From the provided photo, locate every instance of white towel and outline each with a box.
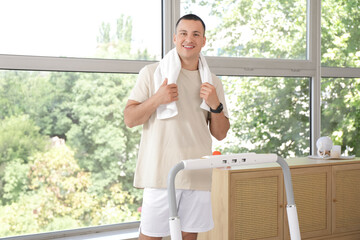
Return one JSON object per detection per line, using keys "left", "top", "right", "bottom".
{"left": 154, "top": 48, "right": 213, "bottom": 119}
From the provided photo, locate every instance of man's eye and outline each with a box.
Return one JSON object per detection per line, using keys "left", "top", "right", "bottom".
{"left": 180, "top": 33, "right": 186, "bottom": 36}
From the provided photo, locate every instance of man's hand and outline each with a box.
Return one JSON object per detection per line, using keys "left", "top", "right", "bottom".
{"left": 200, "top": 82, "right": 220, "bottom": 109}
{"left": 155, "top": 78, "right": 179, "bottom": 105}
{"left": 124, "top": 78, "right": 178, "bottom": 128}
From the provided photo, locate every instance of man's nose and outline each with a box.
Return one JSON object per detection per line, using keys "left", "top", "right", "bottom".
{"left": 184, "top": 34, "right": 194, "bottom": 42}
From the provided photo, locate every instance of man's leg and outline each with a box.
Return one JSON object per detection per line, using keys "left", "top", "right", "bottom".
{"left": 140, "top": 188, "right": 173, "bottom": 239}
{"left": 178, "top": 190, "right": 213, "bottom": 237}
{"left": 182, "top": 232, "right": 198, "bottom": 240}
{"left": 139, "top": 232, "right": 162, "bottom": 240}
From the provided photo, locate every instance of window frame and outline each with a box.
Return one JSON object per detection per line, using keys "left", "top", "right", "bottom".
{"left": 0, "top": 0, "right": 359, "bottom": 238}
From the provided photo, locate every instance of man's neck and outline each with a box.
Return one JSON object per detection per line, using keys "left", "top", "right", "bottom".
{"left": 180, "top": 57, "right": 199, "bottom": 71}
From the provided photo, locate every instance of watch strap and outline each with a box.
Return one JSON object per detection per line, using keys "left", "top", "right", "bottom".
{"left": 210, "top": 102, "right": 223, "bottom": 113}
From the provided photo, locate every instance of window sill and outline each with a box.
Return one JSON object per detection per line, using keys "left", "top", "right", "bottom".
{"left": 2, "top": 222, "right": 140, "bottom": 240}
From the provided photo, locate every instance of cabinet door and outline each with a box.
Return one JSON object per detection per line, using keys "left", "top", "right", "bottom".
{"left": 284, "top": 166, "right": 332, "bottom": 239}
{"left": 332, "top": 163, "right": 360, "bottom": 234}
{"left": 230, "top": 170, "right": 284, "bottom": 240}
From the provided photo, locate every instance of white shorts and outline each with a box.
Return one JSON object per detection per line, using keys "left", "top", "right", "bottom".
{"left": 140, "top": 188, "right": 214, "bottom": 237}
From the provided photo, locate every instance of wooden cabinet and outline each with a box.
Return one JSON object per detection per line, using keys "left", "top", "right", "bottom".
{"left": 332, "top": 164, "right": 360, "bottom": 234}
{"left": 198, "top": 159, "right": 360, "bottom": 240}
{"left": 230, "top": 170, "right": 284, "bottom": 240}
{"left": 284, "top": 167, "right": 331, "bottom": 239}
{"left": 199, "top": 168, "right": 284, "bottom": 240}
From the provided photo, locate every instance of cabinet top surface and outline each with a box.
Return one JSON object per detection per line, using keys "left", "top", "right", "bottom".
{"left": 219, "top": 156, "right": 360, "bottom": 172}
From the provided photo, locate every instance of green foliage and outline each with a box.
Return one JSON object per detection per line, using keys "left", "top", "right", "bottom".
{"left": 1, "top": 1, "right": 360, "bottom": 237}
{"left": 188, "top": 0, "right": 359, "bottom": 157}
{"left": 0, "top": 115, "right": 47, "bottom": 204}
{"left": 45, "top": 216, "right": 82, "bottom": 232}
{"left": 221, "top": 76, "right": 310, "bottom": 157}
{"left": 0, "top": 144, "right": 140, "bottom": 237}
{"left": 0, "top": 14, "right": 143, "bottom": 237}
{"left": 0, "top": 115, "right": 46, "bottom": 165}
{"left": 67, "top": 73, "right": 140, "bottom": 196}
{"left": 321, "top": 0, "right": 360, "bottom": 67}
{"left": 28, "top": 145, "right": 93, "bottom": 225}
{"left": 95, "top": 14, "right": 156, "bottom": 60}
{"left": 188, "top": 0, "right": 307, "bottom": 59}
{"left": 3, "top": 159, "right": 29, "bottom": 203}
{"left": 321, "top": 78, "right": 360, "bottom": 156}
{"left": 0, "top": 71, "right": 58, "bottom": 134}
{"left": 0, "top": 192, "right": 42, "bottom": 235}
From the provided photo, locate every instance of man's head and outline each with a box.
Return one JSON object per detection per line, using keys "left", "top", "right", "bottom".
{"left": 173, "top": 14, "right": 206, "bottom": 66}
{"left": 175, "top": 14, "right": 206, "bottom": 36}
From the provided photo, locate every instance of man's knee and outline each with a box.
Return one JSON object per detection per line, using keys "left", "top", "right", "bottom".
{"left": 139, "top": 232, "right": 162, "bottom": 240}
{"left": 182, "top": 232, "right": 198, "bottom": 240}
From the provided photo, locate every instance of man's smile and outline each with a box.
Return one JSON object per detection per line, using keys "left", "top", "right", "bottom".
{"left": 183, "top": 45, "right": 195, "bottom": 49}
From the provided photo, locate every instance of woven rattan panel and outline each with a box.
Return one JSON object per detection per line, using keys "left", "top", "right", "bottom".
{"left": 291, "top": 172, "right": 328, "bottom": 233}
{"left": 232, "top": 175, "right": 279, "bottom": 240}
{"left": 335, "top": 168, "right": 360, "bottom": 229}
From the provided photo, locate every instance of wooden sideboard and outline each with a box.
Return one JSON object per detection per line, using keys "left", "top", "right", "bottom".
{"left": 198, "top": 157, "right": 360, "bottom": 240}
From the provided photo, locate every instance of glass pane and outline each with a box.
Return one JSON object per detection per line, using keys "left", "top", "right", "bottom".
{"left": 321, "top": 0, "right": 360, "bottom": 67}
{"left": 181, "top": 0, "right": 307, "bottom": 59}
{"left": 215, "top": 76, "right": 310, "bottom": 158}
{"left": 0, "top": 70, "right": 142, "bottom": 237}
{"left": 0, "top": 0, "right": 161, "bottom": 60}
{"left": 321, "top": 78, "right": 360, "bottom": 156}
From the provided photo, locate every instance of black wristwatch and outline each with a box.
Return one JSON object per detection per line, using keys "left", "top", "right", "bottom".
{"left": 210, "top": 102, "right": 223, "bottom": 113}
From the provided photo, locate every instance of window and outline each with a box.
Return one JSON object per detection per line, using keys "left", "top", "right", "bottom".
{"left": 0, "top": 70, "right": 142, "bottom": 237}
{"left": 0, "top": 0, "right": 161, "bottom": 60}
{"left": 219, "top": 76, "right": 310, "bottom": 158}
{"left": 321, "top": 0, "right": 360, "bottom": 67}
{"left": 1, "top": 0, "right": 360, "bottom": 239}
{"left": 181, "top": 0, "right": 307, "bottom": 59}
{"left": 321, "top": 77, "right": 360, "bottom": 156}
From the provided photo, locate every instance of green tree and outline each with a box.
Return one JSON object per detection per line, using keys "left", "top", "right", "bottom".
{"left": 0, "top": 115, "right": 47, "bottom": 204}
{"left": 320, "top": 0, "right": 360, "bottom": 156}
{"left": 186, "top": 0, "right": 310, "bottom": 156}
{"left": 67, "top": 73, "right": 140, "bottom": 196}
{"left": 187, "top": 0, "right": 306, "bottom": 59}
{"left": 187, "top": 0, "right": 360, "bottom": 157}
{"left": 321, "top": 0, "right": 360, "bottom": 67}
{"left": 321, "top": 78, "right": 360, "bottom": 156}
{"left": 220, "top": 76, "right": 310, "bottom": 157}
{"left": 0, "top": 14, "right": 145, "bottom": 236}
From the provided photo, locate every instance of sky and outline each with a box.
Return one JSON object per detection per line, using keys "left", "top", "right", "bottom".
{"left": 0, "top": 0, "right": 162, "bottom": 58}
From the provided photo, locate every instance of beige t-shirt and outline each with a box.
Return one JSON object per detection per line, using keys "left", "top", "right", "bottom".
{"left": 129, "top": 62, "right": 229, "bottom": 191}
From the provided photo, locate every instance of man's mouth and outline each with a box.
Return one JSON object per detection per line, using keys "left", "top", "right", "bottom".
{"left": 183, "top": 45, "right": 195, "bottom": 49}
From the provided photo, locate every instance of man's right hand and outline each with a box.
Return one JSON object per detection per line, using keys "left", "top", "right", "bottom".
{"left": 124, "top": 78, "right": 179, "bottom": 128}
{"left": 155, "top": 78, "right": 178, "bottom": 105}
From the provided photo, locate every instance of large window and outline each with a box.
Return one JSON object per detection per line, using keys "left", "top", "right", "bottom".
{"left": 181, "top": 0, "right": 307, "bottom": 59}
{"left": 0, "top": 0, "right": 161, "bottom": 60}
{"left": 0, "top": 0, "right": 360, "bottom": 239}
{"left": 219, "top": 76, "right": 310, "bottom": 158}
{"left": 0, "top": 70, "right": 142, "bottom": 237}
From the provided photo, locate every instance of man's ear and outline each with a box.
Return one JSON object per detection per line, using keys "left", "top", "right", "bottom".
{"left": 202, "top": 36, "right": 206, "bottom": 47}
{"left": 173, "top": 34, "right": 177, "bottom": 44}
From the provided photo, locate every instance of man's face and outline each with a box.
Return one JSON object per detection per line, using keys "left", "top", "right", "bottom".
{"left": 173, "top": 19, "right": 206, "bottom": 62}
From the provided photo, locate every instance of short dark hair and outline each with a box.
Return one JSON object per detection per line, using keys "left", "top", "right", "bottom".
{"left": 175, "top": 14, "right": 206, "bottom": 35}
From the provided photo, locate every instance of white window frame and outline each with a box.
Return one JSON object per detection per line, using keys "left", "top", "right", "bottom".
{"left": 0, "top": 0, "right": 360, "bottom": 239}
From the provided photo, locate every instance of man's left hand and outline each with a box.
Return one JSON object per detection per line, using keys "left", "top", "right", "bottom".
{"left": 200, "top": 82, "right": 220, "bottom": 109}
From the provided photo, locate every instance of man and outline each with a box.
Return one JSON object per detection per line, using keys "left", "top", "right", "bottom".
{"left": 124, "top": 14, "right": 230, "bottom": 240}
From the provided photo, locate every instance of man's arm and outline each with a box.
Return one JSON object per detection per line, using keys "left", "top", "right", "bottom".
{"left": 124, "top": 79, "right": 178, "bottom": 128}
{"left": 200, "top": 82, "right": 230, "bottom": 140}
{"left": 209, "top": 110, "right": 230, "bottom": 140}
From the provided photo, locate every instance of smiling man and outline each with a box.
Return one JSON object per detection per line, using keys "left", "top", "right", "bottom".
{"left": 124, "top": 14, "right": 230, "bottom": 240}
